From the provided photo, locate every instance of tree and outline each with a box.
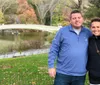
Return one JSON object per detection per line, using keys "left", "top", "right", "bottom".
{"left": 51, "top": 0, "right": 89, "bottom": 26}
{"left": 0, "top": 0, "right": 18, "bottom": 24}
{"left": 17, "top": 0, "right": 38, "bottom": 24}
{"left": 84, "top": 0, "right": 100, "bottom": 20}
{"left": 27, "top": 0, "right": 60, "bottom": 25}
{"left": 0, "top": 10, "right": 5, "bottom": 24}
{"left": 0, "top": 0, "right": 18, "bottom": 14}
{"left": 58, "top": 0, "right": 89, "bottom": 11}
{"left": 89, "top": 0, "right": 100, "bottom": 8}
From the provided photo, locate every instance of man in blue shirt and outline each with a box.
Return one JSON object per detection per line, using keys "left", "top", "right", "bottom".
{"left": 48, "top": 10, "right": 92, "bottom": 85}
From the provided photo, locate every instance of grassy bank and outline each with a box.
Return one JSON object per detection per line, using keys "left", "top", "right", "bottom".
{"left": 0, "top": 54, "right": 89, "bottom": 85}
{"left": 0, "top": 54, "right": 53, "bottom": 85}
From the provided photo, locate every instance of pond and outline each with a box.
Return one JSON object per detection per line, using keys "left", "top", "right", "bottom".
{"left": 0, "top": 29, "right": 50, "bottom": 54}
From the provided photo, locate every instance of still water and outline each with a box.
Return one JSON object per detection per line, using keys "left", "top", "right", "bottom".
{"left": 0, "top": 29, "right": 48, "bottom": 54}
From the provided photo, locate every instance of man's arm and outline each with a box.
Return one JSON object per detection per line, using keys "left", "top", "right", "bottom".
{"left": 48, "top": 29, "right": 62, "bottom": 78}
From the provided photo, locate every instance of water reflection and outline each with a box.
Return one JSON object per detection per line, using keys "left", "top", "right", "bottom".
{"left": 0, "top": 29, "right": 48, "bottom": 54}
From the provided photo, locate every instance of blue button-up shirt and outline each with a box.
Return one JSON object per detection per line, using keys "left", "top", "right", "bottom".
{"left": 48, "top": 25, "right": 92, "bottom": 76}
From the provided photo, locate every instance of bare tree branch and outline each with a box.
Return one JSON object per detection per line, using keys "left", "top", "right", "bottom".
{"left": 0, "top": 0, "right": 17, "bottom": 13}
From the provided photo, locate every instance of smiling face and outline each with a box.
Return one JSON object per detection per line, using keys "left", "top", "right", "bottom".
{"left": 91, "top": 21, "right": 100, "bottom": 36}
{"left": 70, "top": 13, "right": 83, "bottom": 29}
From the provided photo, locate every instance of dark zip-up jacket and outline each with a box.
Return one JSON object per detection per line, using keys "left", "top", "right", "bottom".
{"left": 87, "top": 35, "right": 100, "bottom": 77}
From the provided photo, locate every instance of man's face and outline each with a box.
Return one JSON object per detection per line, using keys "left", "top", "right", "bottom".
{"left": 70, "top": 13, "right": 83, "bottom": 29}
{"left": 91, "top": 21, "right": 100, "bottom": 36}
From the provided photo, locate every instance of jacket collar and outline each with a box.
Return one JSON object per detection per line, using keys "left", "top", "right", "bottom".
{"left": 69, "top": 24, "right": 85, "bottom": 32}
{"left": 92, "top": 35, "right": 100, "bottom": 39}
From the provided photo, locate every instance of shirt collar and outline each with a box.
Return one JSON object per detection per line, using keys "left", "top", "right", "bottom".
{"left": 69, "top": 24, "right": 85, "bottom": 32}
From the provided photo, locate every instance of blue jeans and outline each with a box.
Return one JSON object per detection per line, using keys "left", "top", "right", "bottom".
{"left": 54, "top": 73, "right": 86, "bottom": 85}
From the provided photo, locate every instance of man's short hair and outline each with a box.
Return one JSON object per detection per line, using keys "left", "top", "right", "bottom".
{"left": 90, "top": 18, "right": 100, "bottom": 26}
{"left": 70, "top": 10, "right": 82, "bottom": 19}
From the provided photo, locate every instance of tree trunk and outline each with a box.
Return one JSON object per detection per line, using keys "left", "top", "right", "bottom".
{"left": 45, "top": 11, "right": 51, "bottom": 25}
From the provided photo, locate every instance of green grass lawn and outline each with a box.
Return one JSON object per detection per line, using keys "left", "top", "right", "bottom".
{"left": 0, "top": 54, "right": 89, "bottom": 85}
